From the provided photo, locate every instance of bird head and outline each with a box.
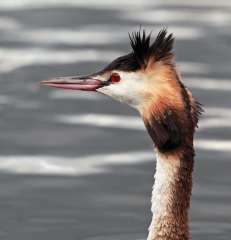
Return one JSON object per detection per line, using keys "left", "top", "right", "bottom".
{"left": 42, "top": 29, "right": 202, "bottom": 152}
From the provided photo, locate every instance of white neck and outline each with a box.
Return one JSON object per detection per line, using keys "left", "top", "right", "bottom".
{"left": 147, "top": 150, "right": 192, "bottom": 240}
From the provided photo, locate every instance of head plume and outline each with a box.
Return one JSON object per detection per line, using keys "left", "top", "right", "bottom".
{"left": 129, "top": 28, "right": 175, "bottom": 69}
{"left": 103, "top": 28, "right": 175, "bottom": 72}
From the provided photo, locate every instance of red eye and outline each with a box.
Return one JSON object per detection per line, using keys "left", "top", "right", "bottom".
{"left": 110, "top": 73, "right": 121, "bottom": 83}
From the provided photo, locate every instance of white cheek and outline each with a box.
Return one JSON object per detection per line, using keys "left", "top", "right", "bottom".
{"left": 97, "top": 77, "right": 142, "bottom": 108}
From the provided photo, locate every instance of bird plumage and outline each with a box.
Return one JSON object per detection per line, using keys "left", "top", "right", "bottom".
{"left": 42, "top": 28, "right": 203, "bottom": 240}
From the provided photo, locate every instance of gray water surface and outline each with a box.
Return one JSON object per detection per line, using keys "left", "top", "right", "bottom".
{"left": 0, "top": 0, "right": 231, "bottom": 239}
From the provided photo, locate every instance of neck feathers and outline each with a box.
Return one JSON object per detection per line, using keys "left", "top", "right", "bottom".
{"left": 148, "top": 151, "right": 194, "bottom": 240}
{"left": 141, "top": 64, "right": 202, "bottom": 153}
{"left": 141, "top": 66, "right": 202, "bottom": 240}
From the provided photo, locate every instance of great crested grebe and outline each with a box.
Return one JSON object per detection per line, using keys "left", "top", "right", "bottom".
{"left": 42, "top": 28, "right": 202, "bottom": 240}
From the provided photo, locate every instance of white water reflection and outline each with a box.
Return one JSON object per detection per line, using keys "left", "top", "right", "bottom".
{"left": 2, "top": 26, "right": 204, "bottom": 46}
{"left": 0, "top": 0, "right": 155, "bottom": 10}
{"left": 0, "top": 48, "right": 122, "bottom": 73}
{"left": 0, "top": 151, "right": 153, "bottom": 175}
{"left": 196, "top": 139, "right": 231, "bottom": 152}
{"left": 3, "top": 28, "right": 126, "bottom": 45}
{"left": 206, "top": 107, "right": 231, "bottom": 117}
{"left": 138, "top": 26, "right": 203, "bottom": 40}
{"left": 50, "top": 90, "right": 102, "bottom": 100}
{"left": 0, "top": 45, "right": 215, "bottom": 75}
{"left": 55, "top": 114, "right": 144, "bottom": 130}
{"left": 200, "top": 118, "right": 231, "bottom": 130}
{"left": 0, "top": 137, "right": 230, "bottom": 176}
{"left": 159, "top": 0, "right": 231, "bottom": 7}
{"left": 52, "top": 107, "right": 231, "bottom": 154}
{"left": 0, "top": 95, "right": 12, "bottom": 104}
{"left": 178, "top": 62, "right": 210, "bottom": 75}
{"left": 185, "top": 78, "right": 231, "bottom": 91}
{"left": 0, "top": 17, "right": 21, "bottom": 30}
{"left": 2, "top": 0, "right": 231, "bottom": 10}
{"left": 123, "top": 9, "right": 231, "bottom": 26}
{"left": 199, "top": 107, "right": 231, "bottom": 130}
{"left": 55, "top": 106, "right": 231, "bottom": 132}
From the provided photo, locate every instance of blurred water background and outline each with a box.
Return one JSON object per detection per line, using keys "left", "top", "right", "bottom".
{"left": 0, "top": 0, "right": 231, "bottom": 239}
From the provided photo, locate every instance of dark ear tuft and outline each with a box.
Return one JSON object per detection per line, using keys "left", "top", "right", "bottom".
{"left": 144, "top": 109, "right": 181, "bottom": 152}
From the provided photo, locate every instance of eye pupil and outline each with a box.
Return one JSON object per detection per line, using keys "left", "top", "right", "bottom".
{"left": 111, "top": 73, "right": 120, "bottom": 83}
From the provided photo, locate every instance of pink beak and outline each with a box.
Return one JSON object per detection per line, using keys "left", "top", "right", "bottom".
{"left": 41, "top": 76, "right": 104, "bottom": 91}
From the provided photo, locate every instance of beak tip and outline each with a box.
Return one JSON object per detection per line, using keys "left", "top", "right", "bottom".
{"left": 40, "top": 76, "right": 103, "bottom": 91}
{"left": 41, "top": 80, "right": 49, "bottom": 84}
{"left": 40, "top": 80, "right": 46, "bottom": 85}
{"left": 40, "top": 79, "right": 58, "bottom": 86}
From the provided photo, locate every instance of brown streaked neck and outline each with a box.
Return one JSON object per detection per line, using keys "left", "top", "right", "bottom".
{"left": 143, "top": 104, "right": 195, "bottom": 240}
{"left": 140, "top": 67, "right": 199, "bottom": 240}
{"left": 142, "top": 97, "right": 197, "bottom": 240}
{"left": 145, "top": 108, "right": 195, "bottom": 240}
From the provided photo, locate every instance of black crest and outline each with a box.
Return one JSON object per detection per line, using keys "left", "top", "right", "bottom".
{"left": 104, "top": 28, "right": 174, "bottom": 72}
{"left": 129, "top": 28, "right": 174, "bottom": 67}
{"left": 129, "top": 29, "right": 151, "bottom": 67}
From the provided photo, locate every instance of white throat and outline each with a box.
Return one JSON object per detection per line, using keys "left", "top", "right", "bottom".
{"left": 147, "top": 151, "right": 190, "bottom": 240}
